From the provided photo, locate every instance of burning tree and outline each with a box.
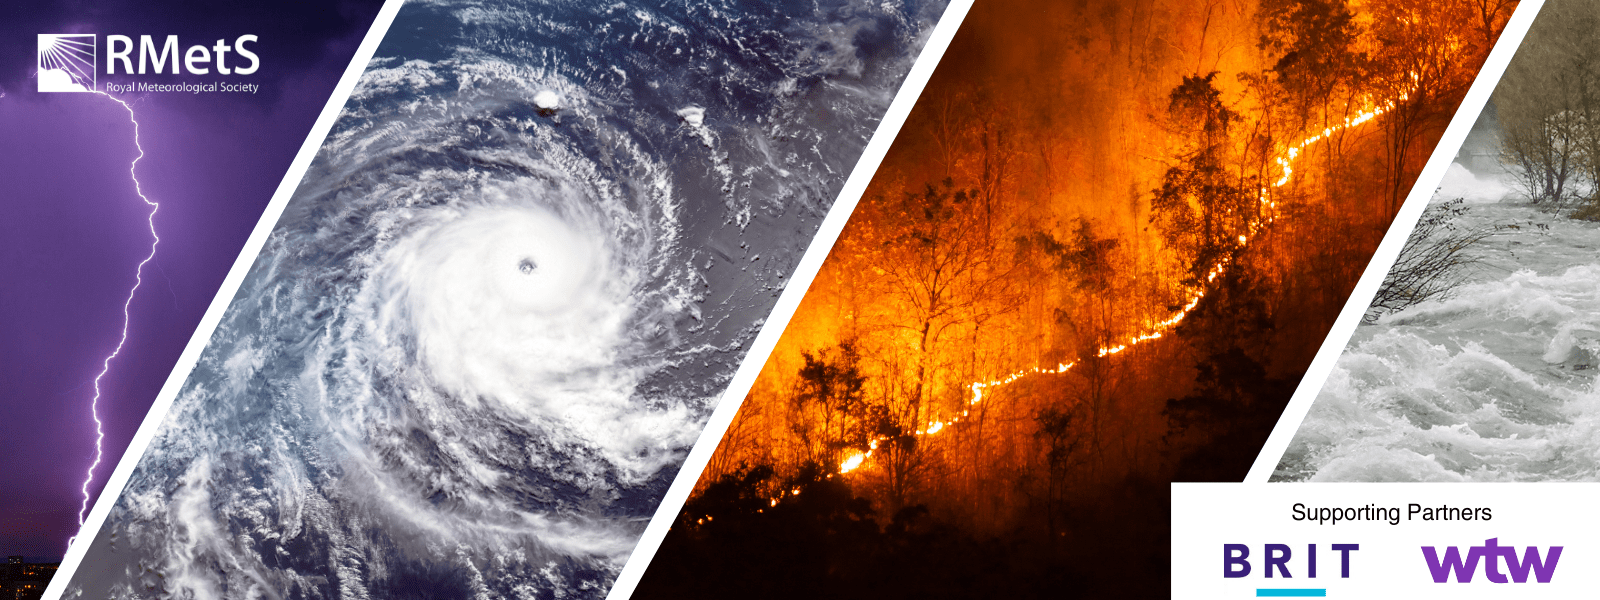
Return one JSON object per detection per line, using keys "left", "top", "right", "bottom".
{"left": 1153, "top": 72, "right": 1255, "bottom": 285}
{"left": 639, "top": 0, "right": 1516, "bottom": 597}
{"left": 788, "top": 342, "right": 872, "bottom": 470}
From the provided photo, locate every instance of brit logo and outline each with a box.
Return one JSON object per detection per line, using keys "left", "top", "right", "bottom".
{"left": 37, "top": 34, "right": 97, "bottom": 92}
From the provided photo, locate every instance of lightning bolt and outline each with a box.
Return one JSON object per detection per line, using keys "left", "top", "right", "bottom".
{"left": 68, "top": 90, "right": 159, "bottom": 547}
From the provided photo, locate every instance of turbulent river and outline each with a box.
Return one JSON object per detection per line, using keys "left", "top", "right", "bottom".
{"left": 1277, "top": 164, "right": 1600, "bottom": 482}
{"left": 66, "top": 0, "right": 946, "bottom": 597}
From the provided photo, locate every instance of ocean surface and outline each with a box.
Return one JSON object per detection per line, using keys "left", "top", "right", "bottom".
{"left": 64, "top": 0, "right": 946, "bottom": 597}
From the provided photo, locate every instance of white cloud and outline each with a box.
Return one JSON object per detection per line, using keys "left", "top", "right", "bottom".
{"left": 38, "top": 68, "right": 89, "bottom": 93}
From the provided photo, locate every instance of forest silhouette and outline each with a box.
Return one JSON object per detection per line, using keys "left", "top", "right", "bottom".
{"left": 636, "top": 0, "right": 1517, "bottom": 597}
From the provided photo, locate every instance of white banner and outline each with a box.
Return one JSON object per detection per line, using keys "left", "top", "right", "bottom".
{"left": 1173, "top": 483, "right": 1593, "bottom": 598}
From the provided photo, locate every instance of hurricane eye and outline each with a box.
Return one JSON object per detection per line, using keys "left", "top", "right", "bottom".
{"left": 518, "top": 257, "right": 538, "bottom": 275}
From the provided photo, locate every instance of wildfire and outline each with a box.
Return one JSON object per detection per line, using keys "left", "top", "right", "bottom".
{"left": 838, "top": 83, "right": 1417, "bottom": 475}
{"left": 840, "top": 453, "right": 867, "bottom": 473}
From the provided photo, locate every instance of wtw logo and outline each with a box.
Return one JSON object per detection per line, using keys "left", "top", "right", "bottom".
{"left": 38, "top": 34, "right": 96, "bottom": 92}
{"left": 1421, "top": 538, "right": 1562, "bottom": 583}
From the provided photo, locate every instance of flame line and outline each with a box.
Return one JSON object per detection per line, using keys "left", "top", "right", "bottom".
{"left": 69, "top": 91, "right": 159, "bottom": 547}
{"left": 838, "top": 85, "right": 1415, "bottom": 475}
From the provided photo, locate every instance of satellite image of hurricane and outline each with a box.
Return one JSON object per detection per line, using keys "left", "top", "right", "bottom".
{"left": 63, "top": 0, "right": 947, "bottom": 597}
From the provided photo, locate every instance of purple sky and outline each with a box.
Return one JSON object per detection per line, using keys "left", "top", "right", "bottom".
{"left": 0, "top": 0, "right": 382, "bottom": 560}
